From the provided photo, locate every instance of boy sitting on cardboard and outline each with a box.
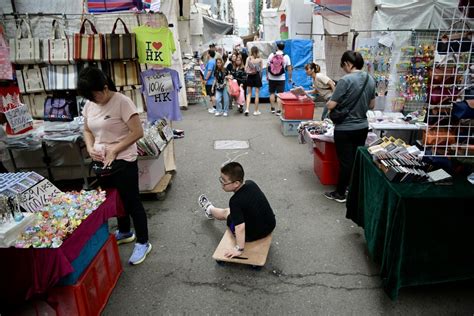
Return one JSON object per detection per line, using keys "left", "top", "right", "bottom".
{"left": 199, "top": 162, "right": 276, "bottom": 258}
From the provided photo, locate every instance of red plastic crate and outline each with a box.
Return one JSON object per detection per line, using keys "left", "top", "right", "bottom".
{"left": 313, "top": 149, "right": 340, "bottom": 185}
{"left": 314, "top": 140, "right": 338, "bottom": 161}
{"left": 278, "top": 92, "right": 314, "bottom": 120}
{"left": 46, "top": 235, "right": 122, "bottom": 316}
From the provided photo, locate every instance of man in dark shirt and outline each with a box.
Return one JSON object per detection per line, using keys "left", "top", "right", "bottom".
{"left": 198, "top": 162, "right": 276, "bottom": 258}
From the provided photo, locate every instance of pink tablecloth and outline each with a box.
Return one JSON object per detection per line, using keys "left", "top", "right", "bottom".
{"left": 0, "top": 189, "right": 124, "bottom": 307}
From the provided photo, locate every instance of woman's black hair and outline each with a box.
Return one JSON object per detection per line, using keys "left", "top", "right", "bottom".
{"left": 340, "top": 50, "right": 364, "bottom": 70}
{"left": 305, "top": 62, "right": 321, "bottom": 73}
{"left": 77, "top": 67, "right": 117, "bottom": 102}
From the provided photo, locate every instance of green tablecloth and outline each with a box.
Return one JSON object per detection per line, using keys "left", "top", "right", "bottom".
{"left": 346, "top": 148, "right": 474, "bottom": 300}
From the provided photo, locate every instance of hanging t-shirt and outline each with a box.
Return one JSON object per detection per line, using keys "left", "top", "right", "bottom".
{"left": 140, "top": 68, "right": 182, "bottom": 122}
{"left": 133, "top": 26, "right": 176, "bottom": 66}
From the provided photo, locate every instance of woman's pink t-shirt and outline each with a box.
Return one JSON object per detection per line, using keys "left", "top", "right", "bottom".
{"left": 83, "top": 92, "right": 138, "bottom": 162}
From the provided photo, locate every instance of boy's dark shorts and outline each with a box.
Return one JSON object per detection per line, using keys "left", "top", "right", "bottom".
{"left": 205, "top": 84, "right": 215, "bottom": 97}
{"left": 268, "top": 80, "right": 285, "bottom": 94}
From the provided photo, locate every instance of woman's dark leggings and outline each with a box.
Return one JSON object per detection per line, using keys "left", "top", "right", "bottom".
{"left": 334, "top": 128, "right": 369, "bottom": 195}
{"left": 98, "top": 160, "right": 149, "bottom": 244}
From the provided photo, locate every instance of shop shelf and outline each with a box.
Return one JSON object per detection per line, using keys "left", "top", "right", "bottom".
{"left": 47, "top": 235, "right": 122, "bottom": 316}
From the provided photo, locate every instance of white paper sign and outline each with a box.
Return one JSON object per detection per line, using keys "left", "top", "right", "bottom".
{"left": 19, "top": 179, "right": 62, "bottom": 213}
{"left": 145, "top": 72, "right": 174, "bottom": 96}
{"left": 4, "top": 104, "right": 33, "bottom": 133}
{"left": 378, "top": 34, "right": 395, "bottom": 48}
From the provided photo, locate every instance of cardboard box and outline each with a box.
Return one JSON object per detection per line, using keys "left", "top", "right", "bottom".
{"left": 138, "top": 154, "right": 165, "bottom": 191}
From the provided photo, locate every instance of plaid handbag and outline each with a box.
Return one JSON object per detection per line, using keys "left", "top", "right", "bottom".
{"left": 105, "top": 18, "right": 136, "bottom": 60}
{"left": 47, "top": 64, "right": 77, "bottom": 90}
{"left": 109, "top": 60, "right": 140, "bottom": 86}
{"left": 73, "top": 19, "right": 104, "bottom": 61}
{"left": 0, "top": 28, "right": 13, "bottom": 80}
{"left": 9, "top": 19, "right": 42, "bottom": 64}
{"left": 43, "top": 95, "right": 78, "bottom": 121}
{"left": 43, "top": 20, "right": 74, "bottom": 65}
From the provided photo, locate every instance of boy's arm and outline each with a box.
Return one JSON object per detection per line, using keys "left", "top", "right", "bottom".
{"left": 224, "top": 223, "right": 246, "bottom": 258}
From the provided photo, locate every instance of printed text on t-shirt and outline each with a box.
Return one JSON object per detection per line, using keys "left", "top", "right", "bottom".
{"left": 145, "top": 41, "right": 164, "bottom": 62}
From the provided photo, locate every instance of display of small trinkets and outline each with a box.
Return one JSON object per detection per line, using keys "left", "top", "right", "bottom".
{"left": 0, "top": 194, "right": 24, "bottom": 224}
{"left": 14, "top": 190, "right": 107, "bottom": 249}
{"left": 357, "top": 44, "right": 392, "bottom": 97}
{"left": 0, "top": 172, "right": 44, "bottom": 197}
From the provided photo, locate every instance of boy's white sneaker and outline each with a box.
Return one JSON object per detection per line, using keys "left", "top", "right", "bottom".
{"left": 198, "top": 194, "right": 214, "bottom": 219}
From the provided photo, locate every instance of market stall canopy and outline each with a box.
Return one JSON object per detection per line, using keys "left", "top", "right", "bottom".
{"left": 202, "top": 15, "right": 234, "bottom": 44}
{"left": 203, "top": 35, "right": 243, "bottom": 55}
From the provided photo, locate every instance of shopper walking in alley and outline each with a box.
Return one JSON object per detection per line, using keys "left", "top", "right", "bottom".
{"left": 78, "top": 67, "right": 152, "bottom": 265}
{"left": 244, "top": 46, "right": 263, "bottom": 116}
{"left": 198, "top": 162, "right": 276, "bottom": 258}
{"left": 304, "top": 62, "right": 336, "bottom": 119}
{"left": 268, "top": 41, "right": 292, "bottom": 116}
{"left": 212, "top": 57, "right": 231, "bottom": 117}
{"left": 324, "top": 51, "right": 375, "bottom": 203}
{"left": 205, "top": 50, "right": 217, "bottom": 114}
{"left": 229, "top": 54, "right": 247, "bottom": 113}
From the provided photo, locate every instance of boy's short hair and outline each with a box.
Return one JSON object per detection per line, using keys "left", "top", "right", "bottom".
{"left": 221, "top": 162, "right": 244, "bottom": 183}
{"left": 209, "top": 50, "right": 216, "bottom": 58}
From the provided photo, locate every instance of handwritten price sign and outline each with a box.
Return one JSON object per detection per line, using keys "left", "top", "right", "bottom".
{"left": 19, "top": 179, "right": 62, "bottom": 213}
{"left": 145, "top": 72, "right": 173, "bottom": 96}
{"left": 4, "top": 104, "right": 33, "bottom": 134}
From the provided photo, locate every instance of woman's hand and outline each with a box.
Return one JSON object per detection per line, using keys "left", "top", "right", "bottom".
{"left": 88, "top": 148, "right": 104, "bottom": 162}
{"left": 103, "top": 148, "right": 118, "bottom": 168}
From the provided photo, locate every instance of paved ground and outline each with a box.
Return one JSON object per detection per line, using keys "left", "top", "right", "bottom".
{"left": 103, "top": 103, "right": 474, "bottom": 315}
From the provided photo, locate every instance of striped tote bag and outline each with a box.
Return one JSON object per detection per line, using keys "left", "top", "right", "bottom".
{"left": 73, "top": 19, "right": 104, "bottom": 61}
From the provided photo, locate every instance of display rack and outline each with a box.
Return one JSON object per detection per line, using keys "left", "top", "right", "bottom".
{"left": 183, "top": 56, "right": 204, "bottom": 104}
{"left": 423, "top": 6, "right": 473, "bottom": 157}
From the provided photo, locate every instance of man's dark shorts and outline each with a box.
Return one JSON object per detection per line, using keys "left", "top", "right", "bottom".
{"left": 268, "top": 80, "right": 285, "bottom": 94}
{"left": 205, "top": 85, "right": 215, "bottom": 97}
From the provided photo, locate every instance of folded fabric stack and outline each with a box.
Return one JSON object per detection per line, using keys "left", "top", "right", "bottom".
{"left": 42, "top": 121, "right": 81, "bottom": 142}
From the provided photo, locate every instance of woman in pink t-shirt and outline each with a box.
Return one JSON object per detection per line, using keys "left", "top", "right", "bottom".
{"left": 78, "top": 67, "right": 152, "bottom": 266}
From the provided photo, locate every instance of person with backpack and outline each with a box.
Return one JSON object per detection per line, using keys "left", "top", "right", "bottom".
{"left": 244, "top": 46, "right": 263, "bottom": 116}
{"left": 267, "top": 42, "right": 292, "bottom": 115}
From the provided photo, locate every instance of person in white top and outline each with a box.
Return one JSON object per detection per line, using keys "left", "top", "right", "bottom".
{"left": 267, "top": 42, "right": 292, "bottom": 115}
{"left": 304, "top": 62, "right": 336, "bottom": 119}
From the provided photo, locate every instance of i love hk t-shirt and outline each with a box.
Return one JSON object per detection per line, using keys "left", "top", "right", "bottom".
{"left": 133, "top": 26, "right": 176, "bottom": 66}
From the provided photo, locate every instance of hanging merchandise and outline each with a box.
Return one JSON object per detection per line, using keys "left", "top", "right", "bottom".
{"left": 108, "top": 60, "right": 140, "bottom": 86}
{"left": 141, "top": 0, "right": 161, "bottom": 12}
{"left": 43, "top": 20, "right": 74, "bottom": 65}
{"left": 47, "top": 64, "right": 78, "bottom": 90}
{"left": 105, "top": 18, "right": 136, "bottom": 60}
{"left": 16, "top": 66, "right": 47, "bottom": 93}
{"left": 0, "top": 26, "right": 13, "bottom": 80}
{"left": 0, "top": 84, "right": 33, "bottom": 135}
{"left": 119, "top": 86, "right": 146, "bottom": 112}
{"left": 43, "top": 94, "right": 78, "bottom": 122}
{"left": 21, "top": 93, "right": 47, "bottom": 119}
{"left": 9, "top": 19, "right": 42, "bottom": 64}
{"left": 73, "top": 19, "right": 104, "bottom": 61}
{"left": 3, "top": 104, "right": 33, "bottom": 134}
{"left": 87, "top": 0, "right": 138, "bottom": 13}
{"left": 133, "top": 25, "right": 176, "bottom": 66}
{"left": 140, "top": 68, "right": 182, "bottom": 121}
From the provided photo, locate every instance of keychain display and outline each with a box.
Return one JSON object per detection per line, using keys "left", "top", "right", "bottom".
{"left": 357, "top": 44, "right": 392, "bottom": 97}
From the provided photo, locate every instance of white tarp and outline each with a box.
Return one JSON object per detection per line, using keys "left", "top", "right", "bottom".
{"left": 262, "top": 9, "right": 281, "bottom": 42}
{"left": 202, "top": 15, "right": 233, "bottom": 44}
{"left": 246, "top": 41, "right": 276, "bottom": 67}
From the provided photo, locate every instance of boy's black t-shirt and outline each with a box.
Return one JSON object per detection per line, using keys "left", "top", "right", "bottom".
{"left": 228, "top": 180, "right": 276, "bottom": 242}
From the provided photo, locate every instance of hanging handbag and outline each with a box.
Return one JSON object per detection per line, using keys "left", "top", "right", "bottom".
{"left": 105, "top": 18, "right": 137, "bottom": 60}
{"left": 329, "top": 73, "right": 369, "bottom": 124}
{"left": 43, "top": 95, "right": 78, "bottom": 121}
{"left": 9, "top": 19, "right": 42, "bottom": 64}
{"left": 109, "top": 60, "right": 140, "bottom": 86}
{"left": 47, "top": 64, "right": 78, "bottom": 90}
{"left": 43, "top": 20, "right": 74, "bottom": 65}
{"left": 451, "top": 100, "right": 474, "bottom": 120}
{"left": 119, "top": 85, "right": 146, "bottom": 112}
{"left": 73, "top": 19, "right": 104, "bottom": 61}
{"left": 21, "top": 92, "right": 47, "bottom": 119}
{"left": 87, "top": 0, "right": 136, "bottom": 13}
{"left": 16, "top": 66, "right": 47, "bottom": 93}
{"left": 0, "top": 28, "right": 13, "bottom": 80}
{"left": 0, "top": 84, "right": 32, "bottom": 135}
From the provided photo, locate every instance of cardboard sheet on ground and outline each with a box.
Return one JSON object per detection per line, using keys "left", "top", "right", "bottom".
{"left": 212, "top": 229, "right": 272, "bottom": 266}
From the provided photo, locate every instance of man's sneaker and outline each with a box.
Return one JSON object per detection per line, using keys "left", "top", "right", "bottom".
{"left": 324, "top": 191, "right": 347, "bottom": 203}
{"left": 115, "top": 231, "right": 136, "bottom": 245}
{"left": 129, "top": 242, "right": 152, "bottom": 265}
{"left": 223, "top": 112, "right": 228, "bottom": 117}
{"left": 253, "top": 111, "right": 261, "bottom": 116}
{"left": 198, "top": 194, "right": 214, "bottom": 219}
{"left": 271, "top": 107, "right": 275, "bottom": 114}
{"left": 208, "top": 108, "right": 216, "bottom": 114}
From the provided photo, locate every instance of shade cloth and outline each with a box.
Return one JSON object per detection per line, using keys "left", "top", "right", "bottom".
{"left": 0, "top": 189, "right": 124, "bottom": 307}
{"left": 346, "top": 148, "right": 474, "bottom": 299}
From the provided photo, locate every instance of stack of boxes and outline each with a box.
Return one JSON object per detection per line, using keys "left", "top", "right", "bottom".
{"left": 278, "top": 92, "right": 314, "bottom": 136}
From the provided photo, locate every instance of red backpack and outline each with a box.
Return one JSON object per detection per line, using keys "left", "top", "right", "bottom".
{"left": 268, "top": 54, "right": 285, "bottom": 76}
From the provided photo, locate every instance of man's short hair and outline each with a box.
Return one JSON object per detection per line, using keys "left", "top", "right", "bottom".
{"left": 221, "top": 162, "right": 244, "bottom": 183}
{"left": 276, "top": 41, "right": 285, "bottom": 51}
{"left": 209, "top": 43, "right": 216, "bottom": 48}
{"left": 209, "top": 50, "right": 216, "bottom": 58}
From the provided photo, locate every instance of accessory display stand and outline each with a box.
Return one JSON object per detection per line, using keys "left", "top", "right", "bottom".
{"left": 423, "top": 6, "right": 473, "bottom": 157}
{"left": 183, "top": 56, "right": 204, "bottom": 104}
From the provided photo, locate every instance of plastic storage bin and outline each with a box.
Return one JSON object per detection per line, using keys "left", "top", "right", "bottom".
{"left": 314, "top": 140, "right": 338, "bottom": 161}
{"left": 47, "top": 235, "right": 122, "bottom": 316}
{"left": 278, "top": 92, "right": 314, "bottom": 120}
{"left": 313, "top": 148, "right": 339, "bottom": 185}
{"left": 280, "top": 116, "right": 304, "bottom": 136}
